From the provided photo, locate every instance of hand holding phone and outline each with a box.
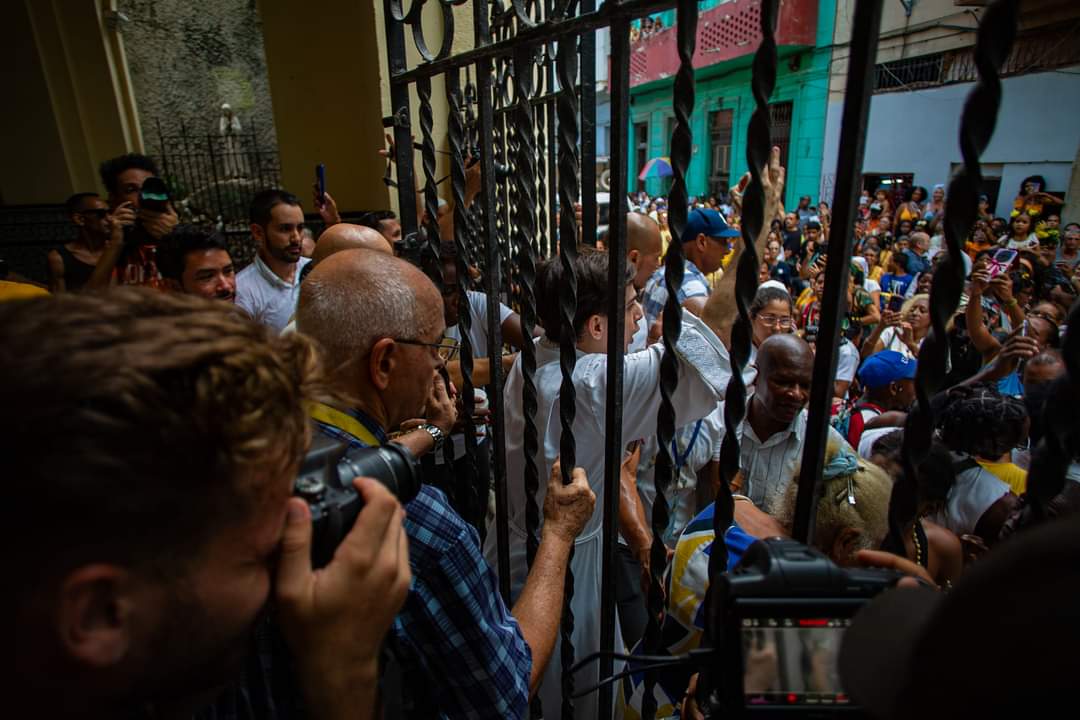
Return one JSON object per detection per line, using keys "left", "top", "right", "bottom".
{"left": 987, "top": 248, "right": 1017, "bottom": 279}
{"left": 315, "top": 163, "right": 326, "bottom": 206}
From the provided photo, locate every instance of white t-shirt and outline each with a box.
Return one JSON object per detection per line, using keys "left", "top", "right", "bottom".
{"left": 864, "top": 278, "right": 881, "bottom": 295}
{"left": 628, "top": 314, "right": 649, "bottom": 353}
{"left": 930, "top": 457, "right": 1012, "bottom": 537}
{"left": 444, "top": 290, "right": 513, "bottom": 360}
{"left": 837, "top": 339, "right": 860, "bottom": 385}
{"left": 235, "top": 255, "right": 310, "bottom": 333}
{"left": 438, "top": 291, "right": 513, "bottom": 463}
{"left": 877, "top": 326, "right": 917, "bottom": 359}
{"left": 858, "top": 426, "right": 900, "bottom": 459}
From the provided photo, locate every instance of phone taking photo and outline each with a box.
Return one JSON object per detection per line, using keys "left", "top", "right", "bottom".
{"left": 316, "top": 163, "right": 326, "bottom": 205}
{"left": 987, "top": 248, "right": 1017, "bottom": 279}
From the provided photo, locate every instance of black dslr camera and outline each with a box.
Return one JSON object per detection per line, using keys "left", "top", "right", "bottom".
{"left": 294, "top": 435, "right": 422, "bottom": 567}
{"left": 703, "top": 538, "right": 900, "bottom": 717}
{"left": 123, "top": 176, "right": 172, "bottom": 247}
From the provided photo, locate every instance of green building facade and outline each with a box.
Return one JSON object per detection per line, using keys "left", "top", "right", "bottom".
{"left": 628, "top": 0, "right": 835, "bottom": 207}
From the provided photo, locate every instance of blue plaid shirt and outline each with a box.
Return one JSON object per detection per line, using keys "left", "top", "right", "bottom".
{"left": 641, "top": 260, "right": 711, "bottom": 327}
{"left": 314, "top": 408, "right": 532, "bottom": 719}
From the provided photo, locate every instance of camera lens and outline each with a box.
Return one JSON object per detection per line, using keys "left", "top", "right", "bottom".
{"left": 338, "top": 443, "right": 422, "bottom": 505}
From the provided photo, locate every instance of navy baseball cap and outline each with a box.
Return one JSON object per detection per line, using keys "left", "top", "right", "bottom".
{"left": 681, "top": 208, "right": 740, "bottom": 244}
{"left": 857, "top": 350, "right": 916, "bottom": 389}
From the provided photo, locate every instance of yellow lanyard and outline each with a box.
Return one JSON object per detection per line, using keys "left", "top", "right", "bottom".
{"left": 307, "top": 402, "right": 382, "bottom": 447}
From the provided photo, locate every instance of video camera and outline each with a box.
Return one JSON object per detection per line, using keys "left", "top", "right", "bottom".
{"left": 700, "top": 538, "right": 901, "bottom": 717}
{"left": 123, "top": 176, "right": 171, "bottom": 247}
{"left": 293, "top": 435, "right": 422, "bottom": 567}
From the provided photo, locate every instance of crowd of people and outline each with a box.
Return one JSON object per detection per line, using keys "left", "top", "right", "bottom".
{"left": 6, "top": 142, "right": 1078, "bottom": 720}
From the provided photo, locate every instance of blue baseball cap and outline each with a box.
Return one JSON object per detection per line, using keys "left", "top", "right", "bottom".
{"left": 681, "top": 208, "right": 741, "bottom": 243}
{"left": 858, "top": 350, "right": 917, "bottom": 389}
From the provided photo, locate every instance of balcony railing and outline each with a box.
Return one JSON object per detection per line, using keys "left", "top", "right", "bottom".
{"left": 629, "top": 0, "right": 818, "bottom": 87}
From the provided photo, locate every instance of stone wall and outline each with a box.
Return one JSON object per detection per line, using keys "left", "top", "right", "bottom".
{"left": 118, "top": 0, "right": 278, "bottom": 154}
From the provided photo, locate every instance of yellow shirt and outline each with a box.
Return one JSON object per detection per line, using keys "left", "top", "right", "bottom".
{"left": 976, "top": 460, "right": 1027, "bottom": 496}
{"left": 0, "top": 280, "right": 49, "bottom": 302}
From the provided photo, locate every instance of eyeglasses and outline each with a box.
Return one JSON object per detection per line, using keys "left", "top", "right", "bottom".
{"left": 395, "top": 336, "right": 460, "bottom": 361}
{"left": 394, "top": 336, "right": 459, "bottom": 361}
{"left": 755, "top": 314, "right": 793, "bottom": 328}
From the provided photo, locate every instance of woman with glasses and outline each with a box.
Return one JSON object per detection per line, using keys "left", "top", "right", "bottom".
{"left": 751, "top": 285, "right": 795, "bottom": 346}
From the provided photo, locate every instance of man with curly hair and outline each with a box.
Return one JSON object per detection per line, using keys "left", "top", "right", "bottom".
{"left": 7, "top": 289, "right": 411, "bottom": 719}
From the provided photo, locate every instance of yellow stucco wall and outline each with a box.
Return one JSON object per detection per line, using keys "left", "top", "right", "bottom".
{"left": 2, "top": 0, "right": 141, "bottom": 204}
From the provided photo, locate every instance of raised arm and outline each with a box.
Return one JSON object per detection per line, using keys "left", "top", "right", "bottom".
{"left": 86, "top": 203, "right": 132, "bottom": 290}
{"left": 46, "top": 250, "right": 66, "bottom": 293}
{"left": 702, "top": 146, "right": 785, "bottom": 348}
{"left": 965, "top": 267, "right": 1001, "bottom": 358}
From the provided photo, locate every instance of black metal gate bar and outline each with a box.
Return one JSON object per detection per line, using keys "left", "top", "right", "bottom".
{"left": 511, "top": 43, "right": 544, "bottom": 575}
{"left": 535, "top": 55, "right": 551, "bottom": 261}
{"left": 708, "top": 2, "right": 778, "bottom": 697}
{"left": 554, "top": 5, "right": 583, "bottom": 713}
{"left": 468, "top": 0, "right": 513, "bottom": 602}
{"left": 446, "top": 69, "right": 482, "bottom": 528}
{"left": 791, "top": 0, "right": 884, "bottom": 543}
{"left": 393, "top": 0, "right": 676, "bottom": 84}
{"left": 640, "top": 0, "right": 698, "bottom": 716}
{"left": 598, "top": 14, "right": 632, "bottom": 717}
{"left": 895, "top": 0, "right": 1024, "bottom": 536}
{"left": 382, "top": 0, "right": 419, "bottom": 235}
{"left": 579, "top": 0, "right": 598, "bottom": 248}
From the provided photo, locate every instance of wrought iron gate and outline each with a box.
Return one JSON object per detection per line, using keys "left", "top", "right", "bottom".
{"left": 378, "top": 1, "right": 1048, "bottom": 718}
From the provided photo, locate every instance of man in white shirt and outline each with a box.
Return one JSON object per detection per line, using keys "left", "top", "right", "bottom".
{"left": 236, "top": 189, "right": 311, "bottom": 332}
{"left": 724, "top": 334, "right": 852, "bottom": 513}
{"left": 485, "top": 148, "right": 786, "bottom": 717}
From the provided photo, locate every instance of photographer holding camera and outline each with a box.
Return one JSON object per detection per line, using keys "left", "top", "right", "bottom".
{"left": 7, "top": 289, "right": 410, "bottom": 720}
{"left": 297, "top": 248, "right": 596, "bottom": 718}
{"left": 87, "top": 153, "right": 179, "bottom": 290}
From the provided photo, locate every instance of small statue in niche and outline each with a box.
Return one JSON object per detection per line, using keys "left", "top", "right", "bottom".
{"left": 218, "top": 103, "right": 246, "bottom": 178}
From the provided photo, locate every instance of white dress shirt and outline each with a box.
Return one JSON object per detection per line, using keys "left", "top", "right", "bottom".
{"left": 235, "top": 254, "right": 309, "bottom": 332}
{"left": 483, "top": 309, "right": 738, "bottom": 718}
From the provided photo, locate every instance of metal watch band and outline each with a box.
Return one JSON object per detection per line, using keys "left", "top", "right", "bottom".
{"left": 419, "top": 423, "right": 446, "bottom": 451}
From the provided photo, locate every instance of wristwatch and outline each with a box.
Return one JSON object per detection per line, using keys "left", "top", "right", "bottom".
{"left": 417, "top": 423, "right": 447, "bottom": 452}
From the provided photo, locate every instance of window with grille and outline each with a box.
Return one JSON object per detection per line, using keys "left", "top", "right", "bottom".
{"left": 874, "top": 52, "right": 946, "bottom": 92}
{"left": 708, "top": 108, "right": 733, "bottom": 198}
{"left": 634, "top": 121, "right": 649, "bottom": 192}
{"left": 769, "top": 101, "right": 793, "bottom": 172}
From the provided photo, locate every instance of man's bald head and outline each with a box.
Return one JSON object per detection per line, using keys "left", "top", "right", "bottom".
{"left": 297, "top": 249, "right": 442, "bottom": 374}
{"left": 310, "top": 223, "right": 392, "bottom": 267}
{"left": 753, "top": 334, "right": 814, "bottom": 427}
{"left": 626, "top": 212, "right": 663, "bottom": 290}
{"left": 757, "top": 333, "right": 813, "bottom": 379}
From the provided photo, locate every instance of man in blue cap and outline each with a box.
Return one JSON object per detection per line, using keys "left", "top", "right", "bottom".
{"left": 847, "top": 350, "right": 918, "bottom": 449}
{"left": 640, "top": 207, "right": 741, "bottom": 327}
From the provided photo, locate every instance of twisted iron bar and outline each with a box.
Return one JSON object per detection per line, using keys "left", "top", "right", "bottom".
{"left": 446, "top": 72, "right": 481, "bottom": 529}
{"left": 640, "top": 0, "right": 697, "bottom": 716}
{"left": 535, "top": 64, "right": 550, "bottom": 260}
{"left": 416, "top": 78, "right": 445, "bottom": 289}
{"left": 896, "top": 0, "right": 1021, "bottom": 541}
{"left": 511, "top": 46, "right": 544, "bottom": 574}
{"left": 555, "top": 10, "right": 581, "bottom": 715}
{"left": 709, "top": 0, "right": 778, "bottom": 662}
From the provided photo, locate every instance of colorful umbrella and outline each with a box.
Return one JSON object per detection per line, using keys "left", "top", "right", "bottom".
{"left": 638, "top": 156, "right": 673, "bottom": 180}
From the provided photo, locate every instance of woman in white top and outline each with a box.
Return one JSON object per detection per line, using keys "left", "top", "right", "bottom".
{"left": 862, "top": 293, "right": 930, "bottom": 360}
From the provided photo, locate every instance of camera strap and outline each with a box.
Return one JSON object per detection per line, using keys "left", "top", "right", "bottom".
{"left": 308, "top": 401, "right": 383, "bottom": 447}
